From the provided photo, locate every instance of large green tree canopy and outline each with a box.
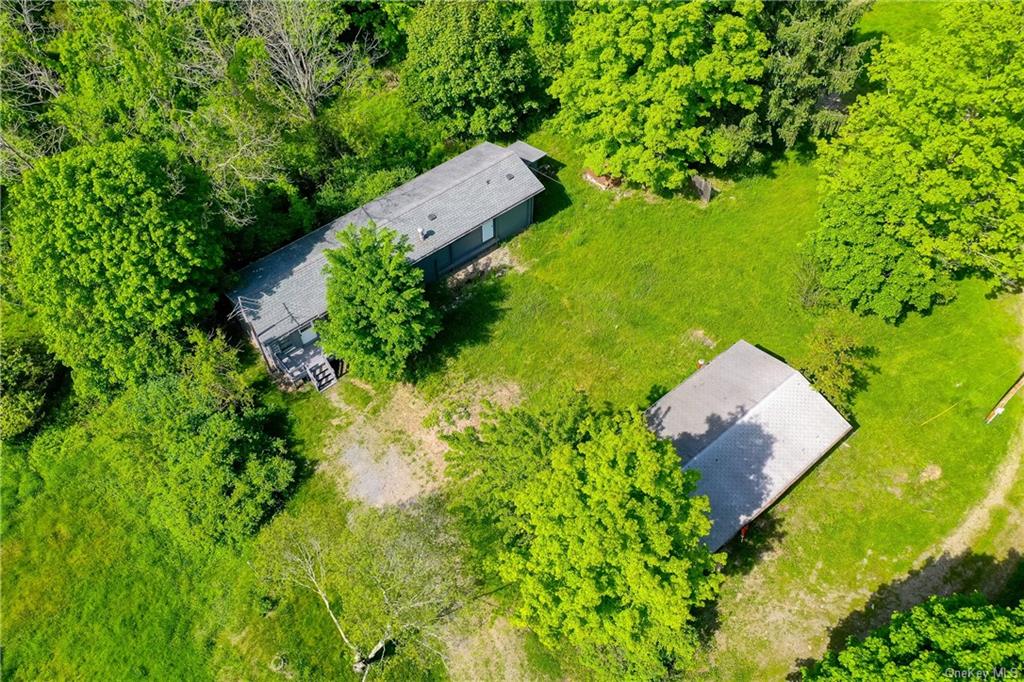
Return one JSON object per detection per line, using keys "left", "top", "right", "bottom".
{"left": 759, "top": 0, "right": 875, "bottom": 148}
{"left": 316, "top": 222, "right": 438, "bottom": 383}
{"left": 47, "top": 1, "right": 196, "bottom": 144}
{"left": 813, "top": 2, "right": 1024, "bottom": 321}
{"left": 403, "top": 0, "right": 545, "bottom": 137}
{"left": 803, "top": 594, "right": 1024, "bottom": 680}
{"left": 446, "top": 393, "right": 722, "bottom": 680}
{"left": 9, "top": 141, "right": 223, "bottom": 393}
{"left": 551, "top": 0, "right": 767, "bottom": 191}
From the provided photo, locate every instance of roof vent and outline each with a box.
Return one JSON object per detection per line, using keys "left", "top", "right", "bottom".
{"left": 428, "top": 213, "right": 437, "bottom": 221}
{"left": 417, "top": 227, "right": 426, "bottom": 240}
{"left": 506, "top": 173, "right": 514, "bottom": 180}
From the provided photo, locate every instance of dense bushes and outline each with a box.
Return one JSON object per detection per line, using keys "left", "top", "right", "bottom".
{"left": 803, "top": 594, "right": 1024, "bottom": 679}
{"left": 9, "top": 141, "right": 222, "bottom": 394}
{"left": 404, "top": 0, "right": 546, "bottom": 137}
{"left": 82, "top": 333, "right": 293, "bottom": 548}
{"left": 0, "top": 338, "right": 58, "bottom": 440}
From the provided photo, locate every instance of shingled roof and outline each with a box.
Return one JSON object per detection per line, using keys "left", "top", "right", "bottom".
{"left": 647, "top": 340, "right": 852, "bottom": 551}
{"left": 229, "top": 141, "right": 545, "bottom": 344}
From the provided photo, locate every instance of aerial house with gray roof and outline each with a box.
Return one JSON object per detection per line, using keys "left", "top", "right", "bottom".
{"left": 647, "top": 340, "right": 852, "bottom": 551}
{"left": 229, "top": 141, "right": 547, "bottom": 391}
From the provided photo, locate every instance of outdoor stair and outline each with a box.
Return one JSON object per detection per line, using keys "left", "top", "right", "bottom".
{"left": 305, "top": 359, "right": 337, "bottom": 392}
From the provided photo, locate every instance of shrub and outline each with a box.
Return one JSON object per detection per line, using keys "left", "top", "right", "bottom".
{"left": 0, "top": 338, "right": 58, "bottom": 440}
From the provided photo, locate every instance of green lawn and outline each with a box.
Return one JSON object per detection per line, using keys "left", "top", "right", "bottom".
{"left": 859, "top": 0, "right": 948, "bottom": 45}
{"left": 417, "top": 127, "right": 1021, "bottom": 677}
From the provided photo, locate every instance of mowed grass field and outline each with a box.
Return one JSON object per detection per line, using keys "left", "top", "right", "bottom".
{"left": 413, "top": 4, "right": 1021, "bottom": 671}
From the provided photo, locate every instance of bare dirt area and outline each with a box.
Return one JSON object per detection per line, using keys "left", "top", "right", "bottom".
{"left": 320, "top": 379, "right": 521, "bottom": 508}
{"left": 319, "top": 383, "right": 446, "bottom": 506}
{"left": 443, "top": 611, "right": 536, "bottom": 682}
{"left": 687, "top": 328, "right": 718, "bottom": 349}
{"left": 317, "top": 377, "right": 534, "bottom": 677}
{"left": 447, "top": 245, "right": 527, "bottom": 289}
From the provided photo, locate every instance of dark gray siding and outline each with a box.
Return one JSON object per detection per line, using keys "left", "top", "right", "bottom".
{"left": 495, "top": 197, "right": 533, "bottom": 240}
{"left": 417, "top": 246, "right": 451, "bottom": 283}
{"left": 413, "top": 196, "right": 536, "bottom": 283}
{"left": 449, "top": 226, "right": 484, "bottom": 264}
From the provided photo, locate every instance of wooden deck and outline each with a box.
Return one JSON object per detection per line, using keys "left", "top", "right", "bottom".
{"left": 270, "top": 329, "right": 337, "bottom": 391}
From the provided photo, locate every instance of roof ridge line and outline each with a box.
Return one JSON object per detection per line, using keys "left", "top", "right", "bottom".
{"left": 231, "top": 146, "right": 517, "bottom": 288}
{"left": 681, "top": 370, "right": 802, "bottom": 466}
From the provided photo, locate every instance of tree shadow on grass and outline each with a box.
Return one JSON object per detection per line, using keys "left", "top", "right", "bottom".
{"left": 408, "top": 156, "right": 569, "bottom": 386}
{"left": 789, "top": 549, "right": 1024, "bottom": 679}
{"left": 409, "top": 274, "right": 511, "bottom": 384}
{"left": 695, "top": 511, "right": 788, "bottom": 649}
{"left": 531, "top": 158, "right": 571, "bottom": 222}
{"left": 720, "top": 511, "right": 788, "bottom": 578}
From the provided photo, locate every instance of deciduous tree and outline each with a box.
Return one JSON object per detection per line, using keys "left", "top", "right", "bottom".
{"left": 403, "top": 0, "right": 545, "bottom": 137}
{"left": 0, "top": 338, "right": 57, "bottom": 440}
{"left": 317, "top": 222, "right": 438, "bottom": 383}
{"left": 96, "top": 331, "right": 294, "bottom": 548}
{"left": 0, "top": 0, "right": 64, "bottom": 180}
{"left": 46, "top": 1, "right": 196, "bottom": 144}
{"left": 803, "top": 594, "right": 1024, "bottom": 680}
{"left": 243, "top": 0, "right": 380, "bottom": 119}
{"left": 9, "top": 141, "right": 223, "bottom": 393}
{"left": 799, "top": 321, "right": 873, "bottom": 417}
{"left": 813, "top": 2, "right": 1024, "bottom": 321}
{"left": 259, "top": 499, "right": 471, "bottom": 677}
{"left": 446, "top": 393, "right": 723, "bottom": 680}
{"left": 550, "top": 0, "right": 767, "bottom": 190}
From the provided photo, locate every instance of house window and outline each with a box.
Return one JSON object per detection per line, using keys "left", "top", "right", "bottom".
{"left": 300, "top": 325, "right": 319, "bottom": 344}
{"left": 482, "top": 218, "right": 495, "bottom": 241}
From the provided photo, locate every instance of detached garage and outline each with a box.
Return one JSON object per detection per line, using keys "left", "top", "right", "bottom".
{"left": 647, "top": 340, "right": 852, "bottom": 551}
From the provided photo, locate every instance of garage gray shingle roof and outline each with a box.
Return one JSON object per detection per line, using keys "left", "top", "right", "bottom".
{"left": 647, "top": 340, "right": 852, "bottom": 551}
{"left": 229, "top": 141, "right": 545, "bottom": 343}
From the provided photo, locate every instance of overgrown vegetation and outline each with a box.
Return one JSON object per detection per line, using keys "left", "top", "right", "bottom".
{"left": 256, "top": 497, "right": 471, "bottom": 677}
{"left": 1, "top": 0, "right": 1021, "bottom": 680}
{"left": 799, "top": 321, "right": 874, "bottom": 416}
{"left": 0, "top": 337, "right": 57, "bottom": 439}
{"left": 404, "top": 0, "right": 547, "bottom": 137}
{"left": 8, "top": 141, "right": 221, "bottom": 394}
{"left": 813, "top": 2, "right": 1024, "bottom": 320}
{"left": 446, "top": 393, "right": 723, "bottom": 679}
